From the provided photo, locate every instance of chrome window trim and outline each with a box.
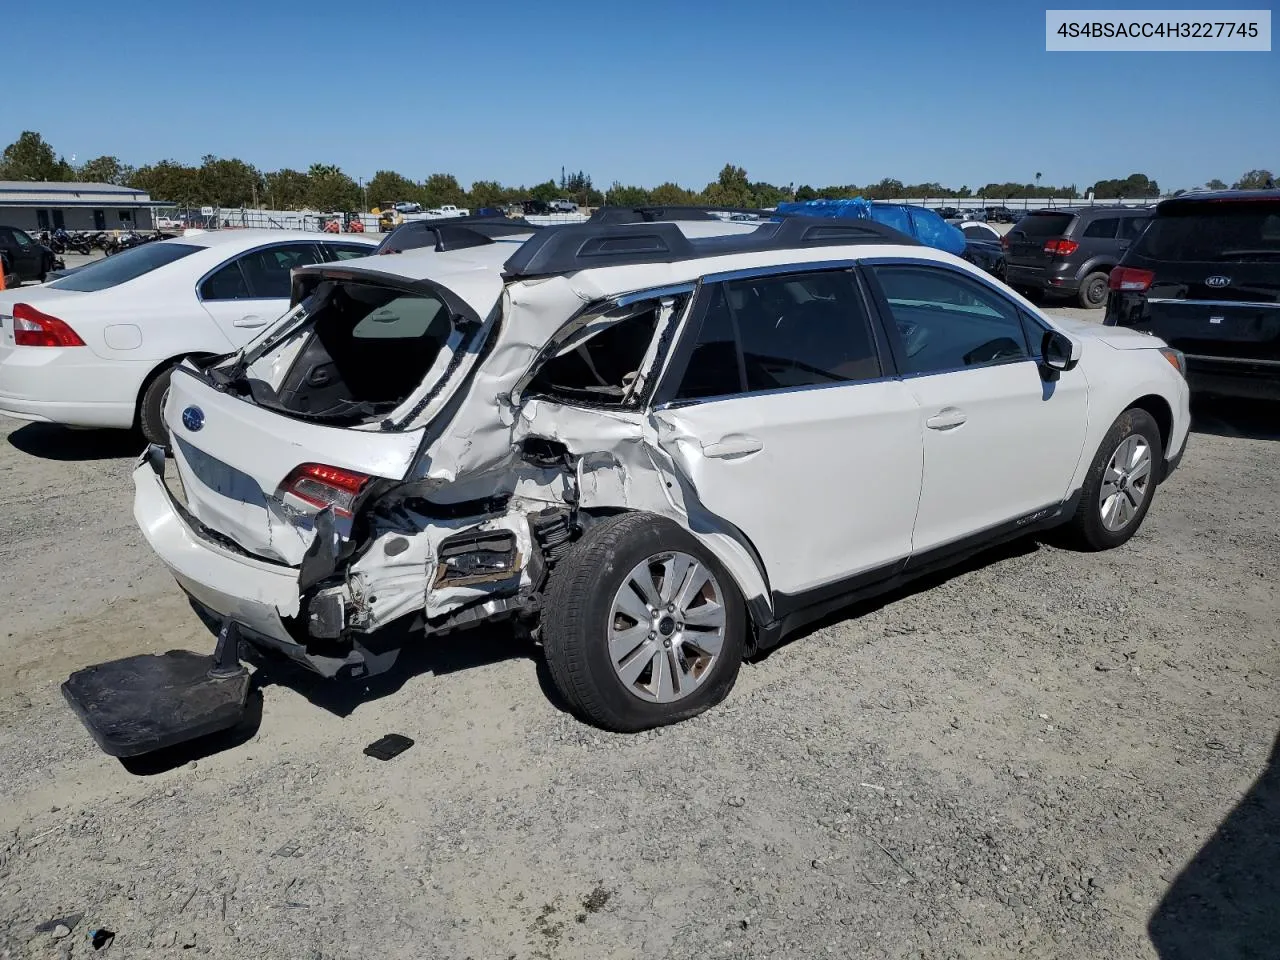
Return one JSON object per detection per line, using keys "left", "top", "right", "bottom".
{"left": 194, "top": 239, "right": 328, "bottom": 303}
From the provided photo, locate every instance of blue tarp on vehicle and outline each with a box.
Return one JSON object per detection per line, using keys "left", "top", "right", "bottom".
{"left": 775, "top": 198, "right": 967, "bottom": 256}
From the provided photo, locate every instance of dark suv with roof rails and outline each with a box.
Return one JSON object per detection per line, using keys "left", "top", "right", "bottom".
{"left": 1002, "top": 206, "right": 1150, "bottom": 308}
{"left": 1104, "top": 189, "right": 1280, "bottom": 401}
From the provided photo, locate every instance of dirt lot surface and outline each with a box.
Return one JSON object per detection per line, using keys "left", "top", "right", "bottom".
{"left": 1, "top": 306, "right": 1277, "bottom": 959}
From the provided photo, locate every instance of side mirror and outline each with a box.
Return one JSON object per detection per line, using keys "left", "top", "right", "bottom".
{"left": 1040, "top": 330, "right": 1080, "bottom": 380}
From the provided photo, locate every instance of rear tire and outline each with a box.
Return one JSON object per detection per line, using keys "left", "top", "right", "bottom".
{"left": 138, "top": 362, "right": 178, "bottom": 447}
{"left": 541, "top": 513, "right": 746, "bottom": 732}
{"left": 1077, "top": 270, "right": 1109, "bottom": 308}
{"left": 1064, "top": 408, "right": 1163, "bottom": 551}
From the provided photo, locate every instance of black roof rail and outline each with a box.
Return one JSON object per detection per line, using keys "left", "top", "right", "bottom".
{"left": 375, "top": 216, "right": 540, "bottom": 255}
{"left": 502, "top": 215, "right": 918, "bottom": 279}
{"left": 588, "top": 205, "right": 778, "bottom": 224}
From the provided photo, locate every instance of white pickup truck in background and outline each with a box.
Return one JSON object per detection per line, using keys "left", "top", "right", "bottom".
{"left": 424, "top": 204, "right": 470, "bottom": 219}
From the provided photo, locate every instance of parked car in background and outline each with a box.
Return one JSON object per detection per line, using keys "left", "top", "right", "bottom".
{"left": 0, "top": 225, "right": 58, "bottom": 284}
{"left": 516, "top": 199, "right": 553, "bottom": 216}
{"left": 985, "top": 206, "right": 1019, "bottom": 223}
{"left": 93, "top": 209, "right": 1191, "bottom": 755}
{"left": 1104, "top": 189, "right": 1280, "bottom": 400}
{"left": 548, "top": 199, "right": 580, "bottom": 213}
{"left": 0, "top": 230, "right": 378, "bottom": 443}
{"left": 1, "top": 249, "right": 16, "bottom": 288}
{"left": 425, "top": 204, "right": 470, "bottom": 219}
{"left": 956, "top": 221, "right": 1006, "bottom": 279}
{"left": 1003, "top": 207, "right": 1150, "bottom": 308}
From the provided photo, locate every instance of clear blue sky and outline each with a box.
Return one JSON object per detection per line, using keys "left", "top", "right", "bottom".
{"left": 9, "top": 0, "right": 1277, "bottom": 191}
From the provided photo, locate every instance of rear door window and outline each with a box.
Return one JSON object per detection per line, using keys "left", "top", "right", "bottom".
{"left": 1082, "top": 218, "right": 1118, "bottom": 239}
{"left": 236, "top": 243, "right": 325, "bottom": 298}
{"left": 673, "top": 270, "right": 881, "bottom": 400}
{"left": 1119, "top": 216, "right": 1149, "bottom": 240}
{"left": 47, "top": 242, "right": 201, "bottom": 292}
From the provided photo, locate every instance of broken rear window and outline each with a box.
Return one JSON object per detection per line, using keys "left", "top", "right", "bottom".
{"left": 224, "top": 281, "right": 463, "bottom": 426}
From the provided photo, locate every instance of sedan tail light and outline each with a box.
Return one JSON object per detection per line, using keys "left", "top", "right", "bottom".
{"left": 1108, "top": 266, "right": 1155, "bottom": 292}
{"left": 280, "top": 463, "right": 371, "bottom": 518}
{"left": 1043, "top": 238, "right": 1079, "bottom": 256}
{"left": 12, "top": 303, "right": 85, "bottom": 347}
{"left": 1000, "top": 234, "right": 1010, "bottom": 250}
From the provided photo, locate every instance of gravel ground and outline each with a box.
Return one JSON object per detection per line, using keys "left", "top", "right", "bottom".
{"left": 0, "top": 306, "right": 1277, "bottom": 960}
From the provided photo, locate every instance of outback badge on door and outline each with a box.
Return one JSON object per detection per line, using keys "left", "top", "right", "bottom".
{"left": 181, "top": 406, "right": 205, "bottom": 432}
{"left": 1205, "top": 275, "right": 1231, "bottom": 288}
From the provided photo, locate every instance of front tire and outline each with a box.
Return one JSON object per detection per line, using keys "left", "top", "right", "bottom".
{"left": 138, "top": 362, "right": 178, "bottom": 446}
{"left": 1065, "top": 408, "right": 1163, "bottom": 551}
{"left": 541, "top": 513, "right": 746, "bottom": 732}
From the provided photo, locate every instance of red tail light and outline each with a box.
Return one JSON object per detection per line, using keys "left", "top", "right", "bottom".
{"left": 12, "top": 303, "right": 85, "bottom": 347}
{"left": 1108, "top": 266, "right": 1155, "bottom": 292}
{"left": 280, "top": 463, "right": 371, "bottom": 518}
{"left": 1043, "top": 238, "right": 1079, "bottom": 256}
{"left": 1000, "top": 234, "right": 1010, "bottom": 250}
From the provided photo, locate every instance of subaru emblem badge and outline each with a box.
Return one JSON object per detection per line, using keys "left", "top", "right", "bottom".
{"left": 1205, "top": 275, "right": 1231, "bottom": 288}
{"left": 181, "top": 406, "right": 205, "bottom": 432}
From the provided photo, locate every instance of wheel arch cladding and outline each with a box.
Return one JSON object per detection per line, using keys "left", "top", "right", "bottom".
{"left": 1128, "top": 394, "right": 1173, "bottom": 462}
{"left": 578, "top": 506, "right": 774, "bottom": 627}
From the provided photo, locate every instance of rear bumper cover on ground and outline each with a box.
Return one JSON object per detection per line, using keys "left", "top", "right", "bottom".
{"left": 133, "top": 451, "right": 301, "bottom": 645}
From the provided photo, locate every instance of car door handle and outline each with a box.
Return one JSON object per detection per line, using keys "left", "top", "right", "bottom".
{"left": 232, "top": 314, "right": 268, "bottom": 328}
{"left": 701, "top": 434, "right": 763, "bottom": 458}
{"left": 926, "top": 408, "right": 967, "bottom": 430}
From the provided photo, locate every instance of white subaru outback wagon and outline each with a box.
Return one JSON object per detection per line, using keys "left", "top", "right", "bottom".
{"left": 104, "top": 210, "right": 1189, "bottom": 746}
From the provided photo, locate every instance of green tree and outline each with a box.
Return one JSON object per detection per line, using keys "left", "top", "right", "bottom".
{"left": 649, "top": 182, "right": 698, "bottom": 206}
{"left": 78, "top": 155, "right": 133, "bottom": 185}
{"left": 198, "top": 155, "right": 264, "bottom": 207}
{"left": 265, "top": 169, "right": 312, "bottom": 209}
{"left": 957, "top": 185, "right": 972, "bottom": 198}
{"left": 700, "top": 164, "right": 753, "bottom": 207}
{"left": 129, "top": 161, "right": 201, "bottom": 205}
{"left": 529, "top": 179, "right": 560, "bottom": 203}
{"left": 1233, "top": 169, "right": 1275, "bottom": 189}
{"left": 604, "top": 182, "right": 650, "bottom": 206}
{"left": 750, "top": 181, "right": 788, "bottom": 207}
{"left": 1204, "top": 178, "right": 1229, "bottom": 190}
{"left": 862, "top": 178, "right": 905, "bottom": 200}
{"left": 1091, "top": 173, "right": 1159, "bottom": 198}
{"left": 0, "top": 131, "right": 73, "bottom": 181}
{"left": 468, "top": 179, "right": 510, "bottom": 210}
{"left": 367, "top": 170, "right": 421, "bottom": 208}
{"left": 306, "top": 163, "right": 359, "bottom": 211}
{"left": 422, "top": 173, "right": 466, "bottom": 208}
{"left": 794, "top": 184, "right": 818, "bottom": 202}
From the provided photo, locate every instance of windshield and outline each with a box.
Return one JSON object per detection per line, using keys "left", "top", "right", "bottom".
{"left": 1135, "top": 205, "right": 1280, "bottom": 262}
{"left": 47, "top": 242, "right": 201, "bottom": 292}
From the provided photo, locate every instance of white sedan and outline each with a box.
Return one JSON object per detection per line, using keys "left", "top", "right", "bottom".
{"left": 0, "top": 230, "right": 377, "bottom": 442}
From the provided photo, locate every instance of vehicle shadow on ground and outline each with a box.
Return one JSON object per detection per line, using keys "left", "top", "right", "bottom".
{"left": 1190, "top": 398, "right": 1280, "bottom": 442}
{"left": 6, "top": 421, "right": 142, "bottom": 461}
{"left": 1147, "top": 730, "right": 1280, "bottom": 959}
{"left": 243, "top": 620, "right": 562, "bottom": 718}
{"left": 749, "top": 536, "right": 1041, "bottom": 661}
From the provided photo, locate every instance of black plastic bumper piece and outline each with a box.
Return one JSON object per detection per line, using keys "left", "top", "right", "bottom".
{"left": 62, "top": 651, "right": 251, "bottom": 757}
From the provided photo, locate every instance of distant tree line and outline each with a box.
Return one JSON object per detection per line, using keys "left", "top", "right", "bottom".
{"left": 1, "top": 132, "right": 1272, "bottom": 212}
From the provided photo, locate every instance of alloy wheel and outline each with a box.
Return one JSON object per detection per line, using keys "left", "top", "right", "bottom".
{"left": 1099, "top": 434, "right": 1152, "bottom": 532}
{"left": 607, "top": 551, "right": 726, "bottom": 704}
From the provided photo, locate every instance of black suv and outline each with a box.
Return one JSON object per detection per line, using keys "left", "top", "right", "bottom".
{"left": 1002, "top": 207, "right": 1149, "bottom": 308}
{"left": 1104, "top": 189, "right": 1280, "bottom": 401}
{"left": 0, "top": 225, "right": 57, "bottom": 284}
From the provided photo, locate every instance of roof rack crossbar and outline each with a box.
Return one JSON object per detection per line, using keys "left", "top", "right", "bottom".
{"left": 502, "top": 215, "right": 918, "bottom": 278}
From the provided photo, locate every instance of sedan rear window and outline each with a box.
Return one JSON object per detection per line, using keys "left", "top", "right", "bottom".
{"left": 1012, "top": 213, "right": 1074, "bottom": 237}
{"left": 1135, "top": 205, "right": 1280, "bottom": 262}
{"left": 47, "top": 242, "right": 201, "bottom": 292}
